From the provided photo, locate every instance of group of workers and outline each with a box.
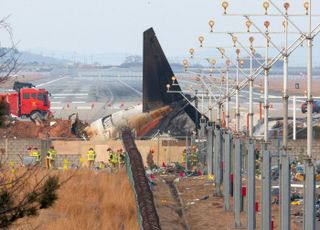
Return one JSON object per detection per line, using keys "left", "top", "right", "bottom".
{"left": 26, "top": 144, "right": 200, "bottom": 171}
{"left": 27, "top": 145, "right": 57, "bottom": 169}
{"left": 87, "top": 147, "right": 126, "bottom": 170}
{"left": 26, "top": 145, "right": 126, "bottom": 170}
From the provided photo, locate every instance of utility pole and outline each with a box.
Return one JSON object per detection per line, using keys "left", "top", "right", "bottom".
{"left": 236, "top": 56, "right": 240, "bottom": 132}
{"left": 249, "top": 49, "right": 254, "bottom": 138}
{"left": 263, "top": 21, "right": 270, "bottom": 144}
{"left": 304, "top": 1, "right": 316, "bottom": 229}
{"left": 281, "top": 9, "right": 290, "bottom": 230}
{"left": 293, "top": 96, "right": 296, "bottom": 140}
{"left": 226, "top": 60, "right": 230, "bottom": 129}
{"left": 262, "top": 20, "right": 271, "bottom": 230}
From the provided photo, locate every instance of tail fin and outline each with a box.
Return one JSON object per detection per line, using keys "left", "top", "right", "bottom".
{"left": 143, "top": 28, "right": 182, "bottom": 112}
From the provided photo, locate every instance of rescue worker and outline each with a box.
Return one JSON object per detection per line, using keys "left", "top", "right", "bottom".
{"left": 190, "top": 145, "right": 199, "bottom": 169}
{"left": 87, "top": 147, "right": 96, "bottom": 169}
{"left": 108, "top": 149, "right": 118, "bottom": 172}
{"left": 26, "top": 146, "right": 33, "bottom": 166}
{"left": 116, "top": 148, "right": 123, "bottom": 169}
{"left": 146, "top": 149, "right": 156, "bottom": 169}
{"left": 181, "top": 149, "right": 187, "bottom": 167}
{"left": 119, "top": 148, "right": 126, "bottom": 168}
{"left": 30, "top": 147, "right": 41, "bottom": 165}
{"left": 26, "top": 146, "right": 32, "bottom": 158}
{"left": 46, "top": 146, "right": 57, "bottom": 169}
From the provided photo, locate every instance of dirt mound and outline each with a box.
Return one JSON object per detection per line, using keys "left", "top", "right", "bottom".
{"left": 0, "top": 119, "right": 75, "bottom": 139}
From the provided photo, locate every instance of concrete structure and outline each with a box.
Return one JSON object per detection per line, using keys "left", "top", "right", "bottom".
{"left": 0, "top": 137, "right": 190, "bottom": 168}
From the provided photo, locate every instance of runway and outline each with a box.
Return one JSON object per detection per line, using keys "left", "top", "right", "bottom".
{"left": 30, "top": 71, "right": 311, "bottom": 127}
{"left": 31, "top": 74, "right": 142, "bottom": 122}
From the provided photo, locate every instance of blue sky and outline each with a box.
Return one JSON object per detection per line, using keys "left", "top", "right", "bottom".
{"left": 1, "top": 0, "right": 320, "bottom": 65}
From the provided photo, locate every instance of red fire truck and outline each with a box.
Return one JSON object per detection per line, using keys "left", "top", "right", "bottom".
{"left": 0, "top": 81, "right": 51, "bottom": 121}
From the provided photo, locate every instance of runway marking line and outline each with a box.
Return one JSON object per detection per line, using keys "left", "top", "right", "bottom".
{"left": 117, "top": 78, "right": 142, "bottom": 96}
{"left": 51, "top": 107, "right": 63, "bottom": 110}
{"left": 77, "top": 106, "right": 91, "bottom": 110}
{"left": 36, "top": 77, "right": 68, "bottom": 87}
{"left": 52, "top": 93, "right": 88, "bottom": 96}
{"left": 52, "top": 96, "right": 66, "bottom": 99}
{"left": 72, "top": 101, "right": 86, "bottom": 104}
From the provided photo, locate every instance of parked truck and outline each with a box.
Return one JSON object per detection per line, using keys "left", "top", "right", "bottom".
{"left": 0, "top": 81, "right": 51, "bottom": 123}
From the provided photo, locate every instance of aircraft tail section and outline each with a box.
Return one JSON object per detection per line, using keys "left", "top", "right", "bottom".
{"left": 143, "top": 28, "right": 183, "bottom": 112}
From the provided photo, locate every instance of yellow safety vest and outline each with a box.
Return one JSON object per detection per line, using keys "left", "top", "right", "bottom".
{"left": 181, "top": 153, "right": 186, "bottom": 163}
{"left": 31, "top": 151, "right": 41, "bottom": 162}
{"left": 47, "top": 149, "right": 57, "bottom": 160}
{"left": 87, "top": 150, "right": 96, "bottom": 161}
{"left": 190, "top": 152, "right": 198, "bottom": 163}
{"left": 110, "top": 153, "right": 118, "bottom": 164}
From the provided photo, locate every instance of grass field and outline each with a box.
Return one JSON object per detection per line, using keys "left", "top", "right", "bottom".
{"left": 11, "top": 169, "right": 139, "bottom": 230}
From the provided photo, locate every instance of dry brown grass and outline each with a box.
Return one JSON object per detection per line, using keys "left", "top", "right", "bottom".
{"left": 11, "top": 169, "right": 139, "bottom": 230}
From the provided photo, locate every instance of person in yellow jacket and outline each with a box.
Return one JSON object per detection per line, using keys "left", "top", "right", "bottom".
{"left": 118, "top": 148, "right": 126, "bottom": 168}
{"left": 190, "top": 145, "right": 199, "bottom": 168}
{"left": 108, "top": 149, "right": 119, "bottom": 171}
{"left": 87, "top": 148, "right": 96, "bottom": 169}
{"left": 30, "top": 147, "right": 41, "bottom": 165}
{"left": 181, "top": 149, "right": 187, "bottom": 164}
{"left": 46, "top": 146, "right": 57, "bottom": 169}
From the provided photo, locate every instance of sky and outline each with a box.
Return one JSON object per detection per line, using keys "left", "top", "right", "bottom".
{"left": 1, "top": 0, "right": 320, "bottom": 65}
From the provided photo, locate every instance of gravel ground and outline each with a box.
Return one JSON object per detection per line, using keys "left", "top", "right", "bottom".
{"left": 153, "top": 175, "right": 304, "bottom": 230}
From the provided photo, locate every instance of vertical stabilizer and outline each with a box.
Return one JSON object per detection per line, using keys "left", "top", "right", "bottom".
{"left": 143, "top": 28, "right": 182, "bottom": 112}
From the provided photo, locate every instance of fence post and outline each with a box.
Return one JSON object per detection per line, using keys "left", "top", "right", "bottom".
{"left": 247, "top": 139, "right": 256, "bottom": 229}
{"left": 261, "top": 144, "right": 271, "bottom": 230}
{"left": 214, "top": 126, "right": 222, "bottom": 196}
{"left": 234, "top": 138, "right": 242, "bottom": 227}
{"left": 223, "top": 132, "right": 231, "bottom": 211}
{"left": 207, "top": 122, "right": 214, "bottom": 176}
{"left": 280, "top": 152, "right": 290, "bottom": 230}
{"left": 304, "top": 160, "right": 315, "bottom": 230}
